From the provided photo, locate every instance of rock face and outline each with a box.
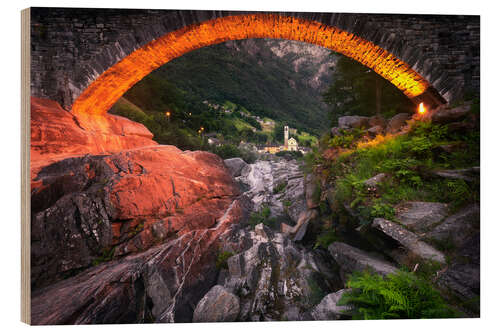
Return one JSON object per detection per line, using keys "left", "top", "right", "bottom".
{"left": 31, "top": 97, "right": 156, "bottom": 170}
{"left": 431, "top": 103, "right": 471, "bottom": 124}
{"left": 372, "top": 218, "right": 446, "bottom": 265}
{"left": 31, "top": 145, "right": 242, "bottom": 290}
{"left": 236, "top": 159, "right": 307, "bottom": 224}
{"left": 369, "top": 115, "right": 387, "bottom": 128}
{"left": 328, "top": 242, "right": 398, "bottom": 283}
{"left": 436, "top": 233, "right": 480, "bottom": 310}
{"left": 338, "top": 116, "right": 370, "bottom": 129}
{"left": 31, "top": 194, "right": 247, "bottom": 324}
{"left": 432, "top": 167, "right": 479, "bottom": 183}
{"left": 426, "top": 203, "right": 480, "bottom": 248}
{"left": 213, "top": 224, "right": 343, "bottom": 321}
{"left": 364, "top": 173, "right": 387, "bottom": 190}
{"left": 386, "top": 113, "right": 411, "bottom": 134}
{"left": 192, "top": 285, "right": 240, "bottom": 322}
{"left": 224, "top": 158, "right": 248, "bottom": 178}
{"left": 311, "top": 289, "right": 353, "bottom": 320}
{"left": 395, "top": 201, "right": 449, "bottom": 232}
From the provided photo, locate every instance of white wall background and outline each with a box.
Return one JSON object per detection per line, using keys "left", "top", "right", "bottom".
{"left": 0, "top": 0, "right": 497, "bottom": 332}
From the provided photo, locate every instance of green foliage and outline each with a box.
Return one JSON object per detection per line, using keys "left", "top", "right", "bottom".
{"left": 314, "top": 229, "right": 337, "bottom": 249}
{"left": 275, "top": 150, "right": 304, "bottom": 160}
{"left": 92, "top": 247, "right": 115, "bottom": 266}
{"left": 442, "top": 179, "right": 474, "bottom": 209}
{"left": 273, "top": 181, "right": 288, "bottom": 194}
{"left": 216, "top": 251, "right": 234, "bottom": 270}
{"left": 307, "top": 275, "right": 327, "bottom": 306}
{"left": 249, "top": 205, "right": 277, "bottom": 229}
{"left": 323, "top": 53, "right": 414, "bottom": 125}
{"left": 370, "top": 201, "right": 395, "bottom": 220}
{"left": 156, "top": 39, "right": 329, "bottom": 135}
{"left": 339, "top": 270, "right": 457, "bottom": 319}
{"left": 325, "top": 120, "right": 479, "bottom": 217}
{"left": 328, "top": 128, "right": 366, "bottom": 149}
{"left": 208, "top": 144, "right": 257, "bottom": 164}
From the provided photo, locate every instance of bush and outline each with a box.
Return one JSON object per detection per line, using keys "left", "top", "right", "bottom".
{"left": 339, "top": 270, "right": 457, "bottom": 319}
{"left": 216, "top": 251, "right": 234, "bottom": 270}
{"left": 209, "top": 144, "right": 257, "bottom": 163}
{"left": 249, "top": 205, "right": 277, "bottom": 228}
{"left": 314, "top": 229, "right": 337, "bottom": 249}
{"left": 275, "top": 150, "right": 303, "bottom": 160}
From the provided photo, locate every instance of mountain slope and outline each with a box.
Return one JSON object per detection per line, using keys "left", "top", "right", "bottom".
{"left": 143, "top": 39, "right": 336, "bottom": 135}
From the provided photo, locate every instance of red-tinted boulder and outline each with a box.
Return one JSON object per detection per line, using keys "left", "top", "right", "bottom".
{"left": 31, "top": 145, "right": 242, "bottom": 289}
{"left": 30, "top": 97, "right": 157, "bottom": 183}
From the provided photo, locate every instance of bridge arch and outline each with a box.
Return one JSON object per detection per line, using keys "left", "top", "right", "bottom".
{"left": 71, "top": 13, "right": 445, "bottom": 116}
{"left": 31, "top": 10, "right": 479, "bottom": 115}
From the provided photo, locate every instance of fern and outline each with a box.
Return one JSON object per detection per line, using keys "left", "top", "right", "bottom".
{"left": 339, "top": 270, "right": 457, "bottom": 319}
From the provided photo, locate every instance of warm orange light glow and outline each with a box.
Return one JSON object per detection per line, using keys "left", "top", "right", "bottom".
{"left": 72, "top": 14, "right": 432, "bottom": 117}
{"left": 165, "top": 111, "right": 171, "bottom": 117}
{"left": 418, "top": 102, "right": 426, "bottom": 114}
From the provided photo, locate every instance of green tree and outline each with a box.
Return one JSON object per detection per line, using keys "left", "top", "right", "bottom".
{"left": 322, "top": 53, "right": 414, "bottom": 125}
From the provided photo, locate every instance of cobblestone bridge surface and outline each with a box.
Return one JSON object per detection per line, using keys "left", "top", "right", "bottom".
{"left": 30, "top": 8, "right": 479, "bottom": 111}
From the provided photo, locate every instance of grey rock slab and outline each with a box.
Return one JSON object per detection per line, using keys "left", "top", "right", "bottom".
{"left": 311, "top": 289, "right": 353, "bottom": 320}
{"left": 432, "top": 167, "right": 479, "bottom": 183}
{"left": 222, "top": 224, "right": 342, "bottom": 321}
{"left": 192, "top": 285, "right": 240, "bottom": 322}
{"left": 436, "top": 233, "right": 479, "bottom": 306}
{"left": 236, "top": 159, "right": 307, "bottom": 224}
{"left": 372, "top": 218, "right": 446, "bottom": 264}
{"left": 431, "top": 104, "right": 471, "bottom": 125}
{"left": 305, "top": 174, "right": 320, "bottom": 209}
{"left": 386, "top": 113, "right": 411, "bottom": 134}
{"left": 224, "top": 158, "right": 248, "bottom": 178}
{"left": 395, "top": 201, "right": 449, "bottom": 232}
{"left": 338, "top": 116, "right": 370, "bottom": 129}
{"left": 328, "top": 242, "right": 398, "bottom": 281}
{"left": 426, "top": 203, "right": 480, "bottom": 248}
{"left": 364, "top": 173, "right": 387, "bottom": 189}
{"left": 369, "top": 115, "right": 387, "bottom": 128}
{"left": 367, "top": 125, "right": 384, "bottom": 135}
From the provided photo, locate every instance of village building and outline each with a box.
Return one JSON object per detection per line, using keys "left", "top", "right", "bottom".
{"left": 258, "top": 125, "right": 300, "bottom": 154}
{"left": 287, "top": 137, "right": 298, "bottom": 151}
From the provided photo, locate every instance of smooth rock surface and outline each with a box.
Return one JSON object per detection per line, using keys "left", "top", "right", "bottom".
{"left": 386, "top": 113, "right": 411, "bottom": 134}
{"left": 224, "top": 158, "right": 248, "bottom": 178}
{"left": 311, "top": 289, "right": 353, "bottom": 320}
{"left": 193, "top": 285, "right": 240, "bottom": 322}
{"left": 236, "top": 159, "right": 307, "bottom": 224}
{"left": 31, "top": 197, "right": 246, "bottom": 324}
{"left": 436, "top": 233, "right": 479, "bottom": 308}
{"left": 338, "top": 116, "right": 370, "bottom": 129}
{"left": 426, "top": 203, "right": 480, "bottom": 248}
{"left": 432, "top": 167, "right": 479, "bottom": 183}
{"left": 218, "top": 224, "right": 342, "bottom": 321}
{"left": 31, "top": 145, "right": 241, "bottom": 289}
{"left": 367, "top": 125, "right": 384, "bottom": 135}
{"left": 31, "top": 97, "right": 156, "bottom": 174}
{"left": 395, "top": 201, "right": 449, "bottom": 232}
{"left": 328, "top": 242, "right": 398, "bottom": 282}
{"left": 431, "top": 104, "right": 471, "bottom": 124}
{"left": 364, "top": 173, "right": 387, "bottom": 189}
{"left": 372, "top": 218, "right": 446, "bottom": 264}
{"left": 369, "top": 115, "right": 387, "bottom": 128}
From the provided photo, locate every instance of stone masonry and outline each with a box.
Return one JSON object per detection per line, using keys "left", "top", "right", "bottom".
{"left": 30, "top": 8, "right": 479, "bottom": 110}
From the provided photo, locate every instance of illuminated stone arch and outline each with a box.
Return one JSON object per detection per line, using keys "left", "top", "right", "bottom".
{"left": 71, "top": 14, "right": 442, "bottom": 116}
{"left": 31, "top": 10, "right": 479, "bottom": 115}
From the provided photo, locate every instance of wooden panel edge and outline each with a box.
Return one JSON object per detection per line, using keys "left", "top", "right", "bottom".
{"left": 21, "top": 7, "right": 31, "bottom": 325}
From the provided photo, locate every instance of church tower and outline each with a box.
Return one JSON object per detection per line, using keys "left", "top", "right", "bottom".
{"left": 284, "top": 125, "right": 289, "bottom": 150}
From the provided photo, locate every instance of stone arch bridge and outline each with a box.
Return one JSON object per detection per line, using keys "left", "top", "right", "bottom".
{"left": 30, "top": 8, "right": 479, "bottom": 116}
